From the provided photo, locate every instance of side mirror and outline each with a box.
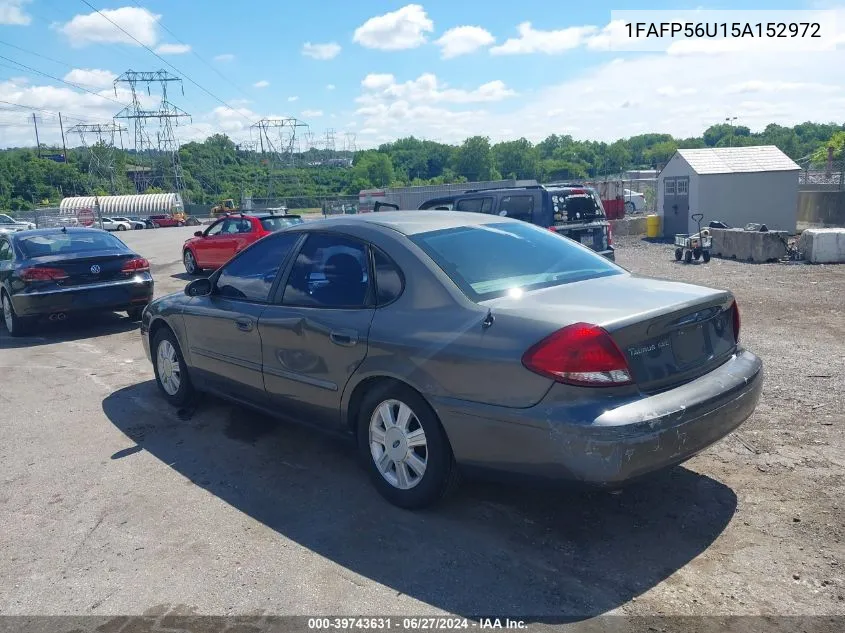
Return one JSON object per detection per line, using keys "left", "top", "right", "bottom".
{"left": 185, "top": 277, "right": 212, "bottom": 297}
{"left": 194, "top": 230, "right": 203, "bottom": 237}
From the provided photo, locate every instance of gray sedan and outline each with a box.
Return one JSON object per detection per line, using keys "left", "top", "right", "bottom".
{"left": 140, "top": 211, "right": 763, "bottom": 509}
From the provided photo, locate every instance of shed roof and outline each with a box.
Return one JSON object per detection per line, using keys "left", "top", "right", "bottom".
{"left": 677, "top": 145, "right": 800, "bottom": 175}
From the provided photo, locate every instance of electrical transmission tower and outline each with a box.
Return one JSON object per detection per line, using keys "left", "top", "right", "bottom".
{"left": 251, "top": 118, "right": 308, "bottom": 200}
{"left": 342, "top": 132, "right": 357, "bottom": 154}
{"left": 113, "top": 70, "right": 191, "bottom": 196}
{"left": 324, "top": 128, "right": 336, "bottom": 155}
{"left": 68, "top": 122, "right": 128, "bottom": 194}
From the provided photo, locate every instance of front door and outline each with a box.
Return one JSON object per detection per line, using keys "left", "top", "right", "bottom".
{"left": 662, "top": 177, "right": 689, "bottom": 237}
{"left": 259, "top": 232, "right": 375, "bottom": 427}
{"left": 182, "top": 231, "right": 302, "bottom": 404}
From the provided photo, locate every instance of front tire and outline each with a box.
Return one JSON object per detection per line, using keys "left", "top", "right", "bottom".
{"left": 684, "top": 249, "right": 693, "bottom": 264}
{"left": 625, "top": 201, "right": 635, "bottom": 214}
{"left": 357, "top": 383, "right": 457, "bottom": 509}
{"left": 702, "top": 250, "right": 711, "bottom": 263}
{"left": 152, "top": 328, "right": 194, "bottom": 407}
{"left": 118, "top": 224, "right": 127, "bottom": 231}
{"left": 674, "top": 247, "right": 683, "bottom": 261}
{"left": 183, "top": 249, "right": 201, "bottom": 275}
{"left": 2, "top": 291, "right": 31, "bottom": 337}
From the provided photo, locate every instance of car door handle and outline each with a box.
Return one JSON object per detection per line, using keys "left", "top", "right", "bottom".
{"left": 235, "top": 317, "right": 254, "bottom": 332}
{"left": 330, "top": 330, "right": 358, "bottom": 347}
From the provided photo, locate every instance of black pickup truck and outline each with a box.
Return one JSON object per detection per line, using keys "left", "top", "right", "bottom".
{"left": 379, "top": 184, "right": 614, "bottom": 260}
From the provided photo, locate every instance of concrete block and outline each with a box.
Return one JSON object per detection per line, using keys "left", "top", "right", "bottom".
{"left": 610, "top": 216, "right": 647, "bottom": 236}
{"left": 710, "top": 228, "right": 789, "bottom": 263}
{"left": 798, "top": 228, "right": 845, "bottom": 263}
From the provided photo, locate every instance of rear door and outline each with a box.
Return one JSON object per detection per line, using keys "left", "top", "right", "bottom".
{"left": 182, "top": 231, "right": 301, "bottom": 403}
{"left": 493, "top": 192, "right": 539, "bottom": 223}
{"left": 258, "top": 232, "right": 376, "bottom": 427}
{"left": 455, "top": 197, "right": 494, "bottom": 214}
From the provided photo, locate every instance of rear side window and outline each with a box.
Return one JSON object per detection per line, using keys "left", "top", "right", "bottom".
{"left": 373, "top": 248, "right": 403, "bottom": 305}
{"left": 17, "top": 232, "right": 128, "bottom": 257}
{"left": 456, "top": 198, "right": 493, "bottom": 213}
{"left": 411, "top": 221, "right": 621, "bottom": 301}
{"left": 261, "top": 217, "right": 303, "bottom": 231}
{"left": 215, "top": 232, "right": 300, "bottom": 302}
{"left": 498, "top": 195, "right": 534, "bottom": 222}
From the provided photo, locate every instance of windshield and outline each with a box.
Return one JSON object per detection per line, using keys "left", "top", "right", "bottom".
{"left": 410, "top": 221, "right": 622, "bottom": 301}
{"left": 550, "top": 190, "right": 606, "bottom": 222}
{"left": 0, "top": 214, "right": 17, "bottom": 224}
{"left": 261, "top": 216, "right": 303, "bottom": 231}
{"left": 17, "top": 231, "right": 129, "bottom": 258}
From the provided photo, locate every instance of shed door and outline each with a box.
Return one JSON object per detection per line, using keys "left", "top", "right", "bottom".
{"left": 662, "top": 176, "right": 689, "bottom": 237}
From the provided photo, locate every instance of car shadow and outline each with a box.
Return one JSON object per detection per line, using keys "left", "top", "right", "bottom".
{"left": 102, "top": 382, "right": 737, "bottom": 621}
{"left": 0, "top": 311, "right": 140, "bottom": 349}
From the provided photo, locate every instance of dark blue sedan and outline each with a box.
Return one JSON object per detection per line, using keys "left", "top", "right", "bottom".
{"left": 0, "top": 227, "right": 154, "bottom": 336}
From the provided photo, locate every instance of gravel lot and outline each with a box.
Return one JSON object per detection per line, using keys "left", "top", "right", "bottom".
{"left": 0, "top": 227, "right": 842, "bottom": 621}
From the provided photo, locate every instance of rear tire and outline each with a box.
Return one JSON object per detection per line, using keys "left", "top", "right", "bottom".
{"left": 625, "top": 201, "right": 635, "bottom": 214}
{"left": 2, "top": 291, "right": 32, "bottom": 337}
{"left": 152, "top": 222, "right": 160, "bottom": 229}
{"left": 693, "top": 247, "right": 702, "bottom": 260}
{"left": 674, "top": 247, "right": 683, "bottom": 261}
{"left": 118, "top": 224, "right": 127, "bottom": 231}
{"left": 702, "top": 250, "right": 711, "bottom": 263}
{"left": 684, "top": 249, "right": 693, "bottom": 264}
{"left": 152, "top": 328, "right": 195, "bottom": 407}
{"left": 357, "top": 383, "right": 458, "bottom": 509}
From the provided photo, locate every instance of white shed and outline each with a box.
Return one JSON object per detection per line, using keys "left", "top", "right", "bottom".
{"left": 59, "top": 193, "right": 184, "bottom": 217}
{"left": 657, "top": 146, "right": 800, "bottom": 237}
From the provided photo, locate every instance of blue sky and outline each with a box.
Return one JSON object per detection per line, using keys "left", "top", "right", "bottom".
{"left": 1, "top": 0, "right": 844, "bottom": 149}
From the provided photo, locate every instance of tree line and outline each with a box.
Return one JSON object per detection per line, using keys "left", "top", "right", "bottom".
{"left": 1, "top": 122, "right": 842, "bottom": 211}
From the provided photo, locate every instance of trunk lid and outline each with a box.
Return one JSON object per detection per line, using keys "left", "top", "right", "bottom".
{"left": 483, "top": 274, "right": 738, "bottom": 392}
{"left": 25, "top": 251, "right": 137, "bottom": 287}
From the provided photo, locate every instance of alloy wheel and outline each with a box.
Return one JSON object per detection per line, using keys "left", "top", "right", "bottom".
{"left": 184, "top": 250, "right": 196, "bottom": 274}
{"left": 2, "top": 294, "right": 12, "bottom": 332}
{"left": 369, "top": 399, "right": 428, "bottom": 490}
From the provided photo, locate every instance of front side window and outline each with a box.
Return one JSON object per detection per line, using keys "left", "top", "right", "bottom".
{"left": 282, "top": 233, "right": 370, "bottom": 309}
{"left": 498, "top": 195, "right": 534, "bottom": 221}
{"left": 205, "top": 220, "right": 225, "bottom": 236}
{"left": 215, "top": 232, "right": 300, "bottom": 302}
{"left": 411, "top": 221, "right": 622, "bottom": 302}
{"left": 0, "top": 240, "right": 11, "bottom": 261}
{"left": 456, "top": 198, "right": 493, "bottom": 213}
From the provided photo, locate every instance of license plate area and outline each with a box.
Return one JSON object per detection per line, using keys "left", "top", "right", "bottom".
{"left": 671, "top": 324, "right": 708, "bottom": 366}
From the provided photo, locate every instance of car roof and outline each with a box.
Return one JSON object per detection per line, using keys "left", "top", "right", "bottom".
{"left": 253, "top": 213, "right": 301, "bottom": 219}
{"left": 8, "top": 226, "right": 109, "bottom": 239}
{"left": 301, "top": 210, "right": 516, "bottom": 236}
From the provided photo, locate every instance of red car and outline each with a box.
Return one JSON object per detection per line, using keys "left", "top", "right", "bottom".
{"left": 149, "top": 214, "right": 184, "bottom": 228}
{"left": 182, "top": 213, "right": 303, "bottom": 274}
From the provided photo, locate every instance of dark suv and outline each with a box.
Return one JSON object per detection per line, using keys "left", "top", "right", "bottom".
{"left": 412, "top": 184, "right": 614, "bottom": 260}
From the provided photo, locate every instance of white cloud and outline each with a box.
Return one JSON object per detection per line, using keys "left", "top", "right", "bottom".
{"left": 725, "top": 80, "right": 841, "bottom": 95}
{"left": 326, "top": 84, "right": 336, "bottom": 91}
{"left": 62, "top": 68, "right": 117, "bottom": 89}
{"left": 656, "top": 86, "right": 698, "bottom": 97}
{"left": 359, "top": 72, "right": 515, "bottom": 104}
{"left": 58, "top": 6, "right": 161, "bottom": 47}
{"left": 435, "top": 26, "right": 495, "bottom": 59}
{"left": 353, "top": 4, "right": 433, "bottom": 51}
{"left": 154, "top": 43, "right": 191, "bottom": 55}
{"left": 214, "top": 53, "right": 234, "bottom": 62}
{"left": 302, "top": 109, "right": 324, "bottom": 118}
{"left": 491, "top": 22, "right": 597, "bottom": 55}
{"left": 302, "top": 41, "right": 341, "bottom": 60}
{"left": 287, "top": 95, "right": 299, "bottom": 102}
{"left": 253, "top": 80, "right": 270, "bottom": 88}
{"left": 0, "top": 0, "right": 31, "bottom": 25}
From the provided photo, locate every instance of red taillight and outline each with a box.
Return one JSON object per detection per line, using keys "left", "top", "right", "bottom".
{"left": 21, "top": 267, "right": 68, "bottom": 282}
{"left": 570, "top": 189, "right": 587, "bottom": 195}
{"left": 730, "top": 300, "right": 740, "bottom": 343}
{"left": 522, "top": 322, "right": 633, "bottom": 387}
{"left": 548, "top": 226, "right": 557, "bottom": 232}
{"left": 122, "top": 257, "right": 150, "bottom": 273}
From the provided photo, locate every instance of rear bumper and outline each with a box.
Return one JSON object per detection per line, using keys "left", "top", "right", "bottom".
{"left": 600, "top": 248, "right": 615, "bottom": 261}
{"left": 434, "top": 349, "right": 762, "bottom": 484}
{"left": 13, "top": 274, "right": 154, "bottom": 317}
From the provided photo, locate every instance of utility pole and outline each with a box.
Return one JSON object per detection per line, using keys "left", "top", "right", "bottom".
{"left": 58, "top": 112, "right": 68, "bottom": 161}
{"left": 725, "top": 116, "right": 738, "bottom": 147}
{"left": 32, "top": 113, "right": 41, "bottom": 157}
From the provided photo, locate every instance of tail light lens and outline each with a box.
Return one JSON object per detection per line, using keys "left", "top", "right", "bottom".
{"left": 522, "top": 322, "right": 633, "bottom": 387}
{"left": 730, "top": 300, "right": 740, "bottom": 343}
{"left": 122, "top": 257, "right": 150, "bottom": 273}
{"left": 21, "top": 267, "right": 68, "bottom": 282}
{"left": 607, "top": 224, "right": 613, "bottom": 247}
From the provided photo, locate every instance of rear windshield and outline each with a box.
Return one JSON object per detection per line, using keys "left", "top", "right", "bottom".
{"left": 550, "top": 190, "right": 606, "bottom": 222}
{"left": 410, "top": 221, "right": 622, "bottom": 301}
{"left": 260, "top": 216, "right": 303, "bottom": 231}
{"left": 17, "top": 231, "right": 129, "bottom": 258}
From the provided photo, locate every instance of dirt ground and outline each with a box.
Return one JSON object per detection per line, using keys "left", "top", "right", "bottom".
{"left": 0, "top": 227, "right": 842, "bottom": 623}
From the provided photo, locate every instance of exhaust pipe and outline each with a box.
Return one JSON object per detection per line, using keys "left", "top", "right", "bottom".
{"left": 48, "top": 312, "right": 67, "bottom": 321}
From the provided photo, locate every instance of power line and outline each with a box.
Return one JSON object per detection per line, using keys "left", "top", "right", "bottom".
{"left": 78, "top": 0, "right": 253, "bottom": 123}
{"left": 0, "top": 99, "right": 99, "bottom": 123}
{"left": 0, "top": 54, "right": 128, "bottom": 106}
{"left": 0, "top": 39, "right": 78, "bottom": 71}
{"left": 131, "top": 0, "right": 254, "bottom": 104}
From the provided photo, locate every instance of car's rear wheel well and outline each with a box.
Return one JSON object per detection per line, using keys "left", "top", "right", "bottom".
{"left": 347, "top": 376, "right": 417, "bottom": 440}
